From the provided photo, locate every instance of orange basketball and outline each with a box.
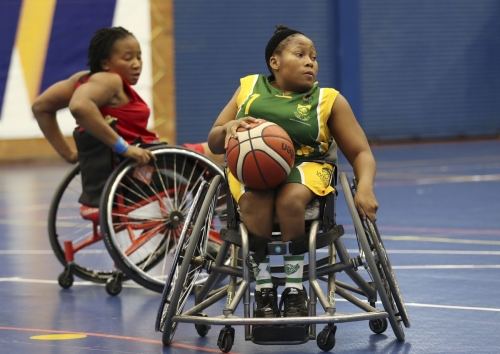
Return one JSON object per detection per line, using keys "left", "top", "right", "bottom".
{"left": 226, "top": 120, "right": 295, "bottom": 190}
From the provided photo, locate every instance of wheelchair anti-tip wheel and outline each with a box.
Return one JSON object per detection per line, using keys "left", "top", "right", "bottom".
{"left": 101, "top": 146, "right": 226, "bottom": 293}
{"left": 48, "top": 164, "right": 128, "bottom": 287}
{"left": 340, "top": 172, "right": 409, "bottom": 341}
{"left": 157, "top": 175, "right": 222, "bottom": 345}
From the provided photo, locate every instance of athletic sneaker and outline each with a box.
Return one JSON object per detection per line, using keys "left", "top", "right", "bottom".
{"left": 279, "top": 287, "right": 309, "bottom": 317}
{"left": 254, "top": 286, "right": 279, "bottom": 318}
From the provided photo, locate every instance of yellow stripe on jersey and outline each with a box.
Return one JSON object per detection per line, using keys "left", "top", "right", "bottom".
{"left": 236, "top": 74, "right": 259, "bottom": 113}
{"left": 317, "top": 88, "right": 339, "bottom": 153}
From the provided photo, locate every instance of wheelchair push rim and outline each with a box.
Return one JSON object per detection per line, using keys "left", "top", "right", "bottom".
{"left": 160, "top": 175, "right": 223, "bottom": 344}
{"left": 100, "top": 146, "right": 226, "bottom": 293}
{"left": 366, "top": 219, "right": 410, "bottom": 328}
{"left": 340, "top": 172, "right": 406, "bottom": 341}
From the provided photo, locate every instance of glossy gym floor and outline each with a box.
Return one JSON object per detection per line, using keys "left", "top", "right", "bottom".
{"left": 0, "top": 139, "right": 499, "bottom": 354}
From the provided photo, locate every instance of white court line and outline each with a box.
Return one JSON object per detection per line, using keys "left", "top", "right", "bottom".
{"left": 392, "top": 265, "right": 500, "bottom": 269}
{"left": 403, "top": 302, "right": 500, "bottom": 312}
{"left": 4, "top": 278, "right": 500, "bottom": 312}
{"left": 249, "top": 293, "right": 500, "bottom": 313}
{"left": 2, "top": 249, "right": 500, "bottom": 256}
{"left": 332, "top": 299, "right": 500, "bottom": 312}
{"left": 0, "top": 250, "right": 106, "bottom": 255}
{"left": 0, "top": 277, "right": 141, "bottom": 288}
{"left": 317, "top": 249, "right": 500, "bottom": 255}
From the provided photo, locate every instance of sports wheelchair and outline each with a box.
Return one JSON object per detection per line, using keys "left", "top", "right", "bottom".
{"left": 48, "top": 144, "right": 226, "bottom": 295}
{"left": 155, "top": 170, "right": 410, "bottom": 352}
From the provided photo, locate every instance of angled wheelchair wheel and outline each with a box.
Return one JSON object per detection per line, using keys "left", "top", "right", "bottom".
{"left": 340, "top": 172, "right": 406, "bottom": 341}
{"left": 48, "top": 164, "right": 124, "bottom": 285}
{"left": 100, "top": 146, "right": 226, "bottom": 293}
{"left": 158, "top": 175, "right": 223, "bottom": 345}
{"left": 366, "top": 219, "right": 411, "bottom": 328}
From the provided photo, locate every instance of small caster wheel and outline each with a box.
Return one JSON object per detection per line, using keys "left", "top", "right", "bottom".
{"left": 369, "top": 318, "right": 388, "bottom": 334}
{"left": 217, "top": 326, "right": 235, "bottom": 353}
{"left": 105, "top": 272, "right": 123, "bottom": 296}
{"left": 317, "top": 325, "right": 336, "bottom": 352}
{"left": 58, "top": 269, "right": 74, "bottom": 289}
{"left": 194, "top": 313, "right": 211, "bottom": 337}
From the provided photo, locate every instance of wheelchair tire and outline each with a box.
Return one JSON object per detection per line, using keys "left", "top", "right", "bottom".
{"left": 340, "top": 172, "right": 406, "bottom": 341}
{"left": 366, "top": 219, "right": 411, "bottom": 328}
{"left": 159, "top": 175, "right": 223, "bottom": 345}
{"left": 48, "top": 164, "right": 127, "bottom": 284}
{"left": 100, "top": 146, "right": 226, "bottom": 293}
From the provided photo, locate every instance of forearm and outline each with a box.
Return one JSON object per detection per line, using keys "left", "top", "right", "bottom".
{"left": 36, "top": 112, "right": 75, "bottom": 160}
{"left": 350, "top": 150, "right": 376, "bottom": 191}
{"left": 70, "top": 104, "right": 120, "bottom": 147}
{"left": 207, "top": 125, "right": 227, "bottom": 154}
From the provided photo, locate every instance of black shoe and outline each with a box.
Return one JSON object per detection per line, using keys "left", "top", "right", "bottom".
{"left": 279, "top": 287, "right": 309, "bottom": 317}
{"left": 254, "top": 286, "right": 279, "bottom": 318}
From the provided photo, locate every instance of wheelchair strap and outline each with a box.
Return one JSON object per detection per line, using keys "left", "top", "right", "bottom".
{"left": 219, "top": 225, "right": 344, "bottom": 265}
{"left": 219, "top": 229, "right": 270, "bottom": 265}
{"left": 266, "top": 225, "right": 345, "bottom": 257}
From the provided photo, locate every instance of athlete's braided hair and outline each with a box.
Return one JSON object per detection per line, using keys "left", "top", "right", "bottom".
{"left": 87, "top": 27, "right": 134, "bottom": 73}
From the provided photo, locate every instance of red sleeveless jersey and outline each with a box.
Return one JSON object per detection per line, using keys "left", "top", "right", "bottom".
{"left": 75, "top": 73, "right": 158, "bottom": 144}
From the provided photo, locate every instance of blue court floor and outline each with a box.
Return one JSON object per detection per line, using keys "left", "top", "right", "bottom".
{"left": 0, "top": 139, "right": 499, "bottom": 353}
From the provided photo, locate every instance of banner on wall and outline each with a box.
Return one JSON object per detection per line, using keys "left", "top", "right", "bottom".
{"left": 0, "top": 0, "right": 152, "bottom": 140}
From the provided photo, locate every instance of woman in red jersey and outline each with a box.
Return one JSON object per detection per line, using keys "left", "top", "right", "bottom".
{"left": 32, "top": 27, "right": 156, "bottom": 167}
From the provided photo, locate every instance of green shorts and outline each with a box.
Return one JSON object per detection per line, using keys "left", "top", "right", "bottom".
{"left": 227, "top": 161, "right": 335, "bottom": 203}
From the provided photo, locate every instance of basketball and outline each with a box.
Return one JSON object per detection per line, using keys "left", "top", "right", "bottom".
{"left": 226, "top": 120, "right": 295, "bottom": 190}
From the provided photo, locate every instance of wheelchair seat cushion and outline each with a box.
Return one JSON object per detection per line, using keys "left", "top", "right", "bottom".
{"left": 79, "top": 205, "right": 99, "bottom": 224}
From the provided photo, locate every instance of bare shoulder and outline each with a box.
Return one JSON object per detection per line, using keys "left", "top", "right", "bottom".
{"left": 331, "top": 93, "right": 353, "bottom": 115}
{"left": 87, "top": 72, "right": 123, "bottom": 89}
{"left": 68, "top": 70, "right": 90, "bottom": 80}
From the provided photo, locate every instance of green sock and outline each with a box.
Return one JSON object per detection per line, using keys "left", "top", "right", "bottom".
{"left": 284, "top": 255, "right": 304, "bottom": 289}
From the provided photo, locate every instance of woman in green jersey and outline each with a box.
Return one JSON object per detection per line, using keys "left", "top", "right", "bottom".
{"left": 208, "top": 25, "right": 378, "bottom": 319}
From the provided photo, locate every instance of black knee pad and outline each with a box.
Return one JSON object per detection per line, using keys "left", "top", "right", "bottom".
{"left": 249, "top": 234, "right": 270, "bottom": 253}
{"left": 248, "top": 234, "right": 270, "bottom": 265}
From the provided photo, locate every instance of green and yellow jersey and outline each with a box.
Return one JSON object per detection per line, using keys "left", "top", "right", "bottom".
{"left": 235, "top": 74, "right": 339, "bottom": 165}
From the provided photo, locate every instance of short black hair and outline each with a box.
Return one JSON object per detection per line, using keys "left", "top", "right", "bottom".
{"left": 265, "top": 24, "right": 303, "bottom": 76}
{"left": 87, "top": 26, "right": 134, "bottom": 73}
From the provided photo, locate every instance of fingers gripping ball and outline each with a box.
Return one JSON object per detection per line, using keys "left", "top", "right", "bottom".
{"left": 226, "top": 120, "right": 295, "bottom": 190}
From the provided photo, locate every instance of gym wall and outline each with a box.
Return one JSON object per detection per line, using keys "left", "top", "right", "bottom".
{"left": 1, "top": 0, "right": 498, "bottom": 162}
{"left": 0, "top": 0, "right": 153, "bottom": 161}
{"left": 174, "top": 0, "right": 500, "bottom": 144}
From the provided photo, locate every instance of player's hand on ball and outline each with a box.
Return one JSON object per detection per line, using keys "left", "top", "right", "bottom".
{"left": 223, "top": 117, "right": 260, "bottom": 149}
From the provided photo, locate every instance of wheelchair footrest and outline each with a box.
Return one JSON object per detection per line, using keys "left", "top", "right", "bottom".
{"left": 251, "top": 324, "right": 309, "bottom": 345}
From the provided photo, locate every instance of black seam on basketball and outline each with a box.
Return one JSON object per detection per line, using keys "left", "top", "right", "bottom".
{"left": 246, "top": 130, "right": 271, "bottom": 189}
{"left": 248, "top": 136, "right": 294, "bottom": 162}
{"left": 255, "top": 151, "right": 288, "bottom": 176}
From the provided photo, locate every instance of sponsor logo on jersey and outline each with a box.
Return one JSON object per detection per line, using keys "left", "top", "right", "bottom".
{"left": 294, "top": 104, "right": 311, "bottom": 121}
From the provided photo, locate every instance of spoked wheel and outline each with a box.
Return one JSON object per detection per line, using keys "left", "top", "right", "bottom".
{"left": 48, "top": 164, "right": 126, "bottom": 285}
{"left": 340, "top": 172, "right": 406, "bottom": 341}
{"left": 100, "top": 146, "right": 226, "bottom": 293}
{"left": 157, "top": 175, "right": 223, "bottom": 345}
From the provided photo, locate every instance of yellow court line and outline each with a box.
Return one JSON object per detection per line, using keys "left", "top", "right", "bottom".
{"left": 31, "top": 334, "right": 87, "bottom": 340}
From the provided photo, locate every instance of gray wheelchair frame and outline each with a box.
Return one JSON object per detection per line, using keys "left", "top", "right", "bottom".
{"left": 155, "top": 171, "right": 410, "bottom": 352}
